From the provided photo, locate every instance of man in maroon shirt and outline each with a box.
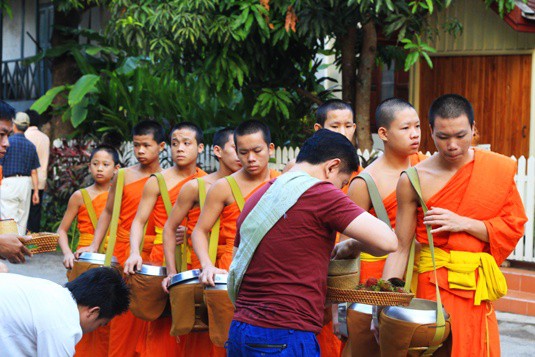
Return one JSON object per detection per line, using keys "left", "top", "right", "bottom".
{"left": 226, "top": 129, "right": 398, "bottom": 356}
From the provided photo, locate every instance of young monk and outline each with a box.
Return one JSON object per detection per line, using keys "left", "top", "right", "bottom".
{"left": 284, "top": 99, "right": 360, "bottom": 194}
{"left": 340, "top": 98, "right": 424, "bottom": 357}
{"left": 192, "top": 120, "right": 279, "bottom": 284}
{"left": 77, "top": 120, "right": 165, "bottom": 357}
{"left": 123, "top": 122, "right": 206, "bottom": 357}
{"left": 384, "top": 94, "right": 528, "bottom": 357}
{"left": 57, "top": 144, "right": 119, "bottom": 357}
{"left": 161, "top": 128, "right": 241, "bottom": 357}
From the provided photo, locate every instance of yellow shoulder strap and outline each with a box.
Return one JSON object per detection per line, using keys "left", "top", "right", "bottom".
{"left": 152, "top": 173, "right": 172, "bottom": 215}
{"left": 80, "top": 188, "right": 98, "bottom": 230}
{"left": 225, "top": 176, "right": 245, "bottom": 211}
{"left": 104, "top": 168, "right": 125, "bottom": 266}
{"left": 198, "top": 178, "right": 221, "bottom": 265}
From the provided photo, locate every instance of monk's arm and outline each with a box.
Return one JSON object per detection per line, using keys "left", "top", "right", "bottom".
{"left": 124, "top": 177, "right": 159, "bottom": 274}
{"left": 484, "top": 183, "right": 528, "bottom": 265}
{"left": 192, "top": 180, "right": 229, "bottom": 285}
{"left": 424, "top": 206, "right": 489, "bottom": 242}
{"left": 382, "top": 174, "right": 417, "bottom": 280}
{"left": 163, "top": 182, "right": 196, "bottom": 276}
{"left": 340, "top": 177, "right": 371, "bottom": 242}
{"left": 57, "top": 190, "right": 82, "bottom": 268}
{"left": 77, "top": 174, "right": 118, "bottom": 254}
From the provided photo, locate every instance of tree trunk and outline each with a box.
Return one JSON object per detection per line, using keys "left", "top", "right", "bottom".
{"left": 41, "top": 8, "right": 82, "bottom": 139}
{"left": 339, "top": 26, "right": 357, "bottom": 106}
{"left": 355, "top": 21, "right": 376, "bottom": 151}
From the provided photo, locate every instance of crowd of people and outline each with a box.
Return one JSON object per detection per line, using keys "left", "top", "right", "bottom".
{"left": 0, "top": 94, "right": 528, "bottom": 357}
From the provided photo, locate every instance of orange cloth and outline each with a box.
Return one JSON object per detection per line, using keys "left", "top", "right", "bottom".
{"left": 359, "top": 152, "right": 425, "bottom": 283}
{"left": 218, "top": 169, "right": 280, "bottom": 270}
{"left": 415, "top": 150, "right": 527, "bottom": 357}
{"left": 73, "top": 191, "right": 110, "bottom": 357}
{"left": 316, "top": 321, "right": 342, "bottom": 357}
{"left": 109, "top": 176, "right": 151, "bottom": 357}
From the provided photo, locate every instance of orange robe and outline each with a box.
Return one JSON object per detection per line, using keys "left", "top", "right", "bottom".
{"left": 74, "top": 191, "right": 110, "bottom": 357}
{"left": 415, "top": 150, "right": 527, "bottom": 357}
{"left": 109, "top": 176, "right": 152, "bottom": 357}
{"left": 142, "top": 168, "right": 205, "bottom": 357}
{"left": 359, "top": 152, "right": 426, "bottom": 283}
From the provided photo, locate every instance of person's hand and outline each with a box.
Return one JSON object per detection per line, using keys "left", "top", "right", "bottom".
{"left": 63, "top": 252, "right": 75, "bottom": 269}
{"left": 0, "top": 262, "right": 8, "bottom": 273}
{"left": 162, "top": 274, "right": 174, "bottom": 294}
{"left": 124, "top": 253, "right": 143, "bottom": 275}
{"left": 32, "top": 191, "right": 40, "bottom": 205}
{"left": 424, "top": 207, "right": 469, "bottom": 234}
{"left": 199, "top": 264, "right": 227, "bottom": 287}
{"left": 75, "top": 244, "right": 96, "bottom": 258}
{"left": 0, "top": 234, "right": 32, "bottom": 263}
{"left": 331, "top": 239, "right": 360, "bottom": 260}
{"left": 175, "top": 225, "right": 186, "bottom": 245}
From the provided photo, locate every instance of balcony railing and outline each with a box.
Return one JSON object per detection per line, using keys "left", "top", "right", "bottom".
{"left": 1, "top": 57, "right": 51, "bottom": 100}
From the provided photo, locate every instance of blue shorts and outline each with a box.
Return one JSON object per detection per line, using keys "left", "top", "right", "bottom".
{"left": 226, "top": 320, "right": 320, "bottom": 356}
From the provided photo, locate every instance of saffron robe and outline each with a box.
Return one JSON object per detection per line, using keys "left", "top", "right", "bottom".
{"left": 74, "top": 191, "right": 110, "bottom": 357}
{"left": 415, "top": 150, "right": 527, "bottom": 357}
{"left": 109, "top": 176, "right": 152, "bottom": 357}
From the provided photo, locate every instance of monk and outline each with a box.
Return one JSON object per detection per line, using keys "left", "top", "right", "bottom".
{"left": 123, "top": 122, "right": 205, "bottom": 357}
{"left": 77, "top": 120, "right": 166, "bottom": 357}
{"left": 192, "top": 120, "right": 279, "bottom": 283}
{"left": 57, "top": 145, "right": 120, "bottom": 357}
{"left": 340, "top": 98, "right": 424, "bottom": 356}
{"left": 161, "top": 128, "right": 241, "bottom": 357}
{"left": 384, "top": 94, "right": 527, "bottom": 357}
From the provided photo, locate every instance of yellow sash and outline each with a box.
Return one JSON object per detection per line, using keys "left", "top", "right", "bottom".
{"left": 418, "top": 246, "right": 507, "bottom": 305}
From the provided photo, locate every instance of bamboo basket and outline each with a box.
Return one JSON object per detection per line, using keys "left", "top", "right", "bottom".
{"left": 23, "top": 233, "right": 59, "bottom": 254}
{"left": 327, "top": 287, "right": 414, "bottom": 306}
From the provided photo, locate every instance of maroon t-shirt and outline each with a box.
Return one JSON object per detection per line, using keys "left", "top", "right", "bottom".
{"left": 233, "top": 179, "right": 365, "bottom": 333}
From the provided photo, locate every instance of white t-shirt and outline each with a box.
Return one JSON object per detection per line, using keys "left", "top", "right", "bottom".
{"left": 0, "top": 273, "right": 83, "bottom": 356}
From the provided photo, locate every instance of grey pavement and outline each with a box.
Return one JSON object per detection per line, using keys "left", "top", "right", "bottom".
{"left": 4, "top": 252, "right": 535, "bottom": 355}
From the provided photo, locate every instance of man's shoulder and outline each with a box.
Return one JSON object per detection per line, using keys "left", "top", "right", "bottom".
{"left": 475, "top": 149, "right": 514, "bottom": 166}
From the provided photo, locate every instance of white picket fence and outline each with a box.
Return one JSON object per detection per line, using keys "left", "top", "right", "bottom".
{"left": 54, "top": 139, "right": 535, "bottom": 263}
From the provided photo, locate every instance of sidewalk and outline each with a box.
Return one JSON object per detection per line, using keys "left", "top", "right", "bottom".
{"left": 4, "top": 252, "right": 535, "bottom": 355}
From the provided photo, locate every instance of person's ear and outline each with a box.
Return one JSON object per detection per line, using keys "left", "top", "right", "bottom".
{"left": 313, "top": 123, "right": 322, "bottom": 132}
{"left": 213, "top": 145, "right": 222, "bottom": 160}
{"left": 197, "top": 143, "right": 204, "bottom": 154}
{"left": 268, "top": 143, "right": 275, "bottom": 157}
{"left": 324, "top": 158, "right": 342, "bottom": 179}
{"left": 378, "top": 126, "right": 388, "bottom": 141}
{"left": 84, "top": 306, "right": 101, "bottom": 320}
{"left": 159, "top": 142, "right": 165, "bottom": 152}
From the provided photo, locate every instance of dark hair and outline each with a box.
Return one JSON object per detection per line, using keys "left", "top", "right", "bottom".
{"left": 316, "top": 99, "right": 354, "bottom": 127}
{"left": 375, "top": 98, "right": 415, "bottom": 130}
{"left": 132, "top": 120, "right": 166, "bottom": 144}
{"left": 0, "top": 100, "right": 15, "bottom": 121}
{"left": 65, "top": 267, "right": 130, "bottom": 319}
{"left": 213, "top": 127, "right": 234, "bottom": 148}
{"left": 90, "top": 144, "right": 120, "bottom": 165}
{"left": 428, "top": 94, "right": 474, "bottom": 129}
{"left": 170, "top": 121, "right": 203, "bottom": 144}
{"left": 234, "top": 120, "right": 271, "bottom": 147}
{"left": 25, "top": 109, "right": 40, "bottom": 127}
{"left": 296, "top": 129, "right": 359, "bottom": 174}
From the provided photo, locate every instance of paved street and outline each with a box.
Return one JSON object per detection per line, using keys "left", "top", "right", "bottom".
{"left": 4, "top": 251, "right": 535, "bottom": 355}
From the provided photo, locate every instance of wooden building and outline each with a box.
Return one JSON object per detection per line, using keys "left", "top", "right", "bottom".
{"left": 409, "top": 0, "right": 535, "bottom": 157}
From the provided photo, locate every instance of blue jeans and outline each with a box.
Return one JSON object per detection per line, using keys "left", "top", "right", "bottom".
{"left": 225, "top": 320, "right": 320, "bottom": 356}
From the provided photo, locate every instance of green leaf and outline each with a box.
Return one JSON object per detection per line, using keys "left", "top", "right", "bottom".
{"left": 426, "top": 0, "right": 434, "bottom": 14}
{"left": 30, "top": 86, "right": 67, "bottom": 113}
{"left": 71, "top": 98, "right": 89, "bottom": 128}
{"left": 422, "top": 52, "right": 433, "bottom": 69}
{"left": 68, "top": 74, "right": 100, "bottom": 106}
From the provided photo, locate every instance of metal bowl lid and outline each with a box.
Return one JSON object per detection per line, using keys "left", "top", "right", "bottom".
{"left": 383, "top": 298, "right": 449, "bottom": 324}
{"left": 78, "top": 252, "right": 118, "bottom": 265}
{"left": 137, "top": 264, "right": 167, "bottom": 276}
{"left": 205, "top": 274, "right": 228, "bottom": 290}
{"left": 348, "top": 303, "right": 373, "bottom": 314}
{"left": 169, "top": 269, "right": 201, "bottom": 287}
